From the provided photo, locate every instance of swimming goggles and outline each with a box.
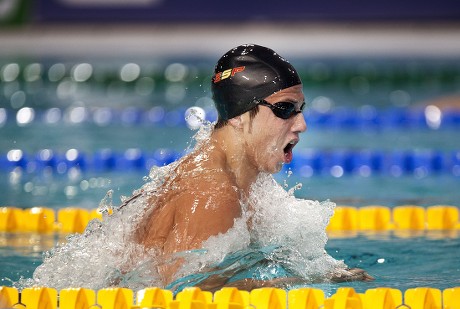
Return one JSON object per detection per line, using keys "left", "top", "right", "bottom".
{"left": 257, "top": 100, "right": 305, "bottom": 119}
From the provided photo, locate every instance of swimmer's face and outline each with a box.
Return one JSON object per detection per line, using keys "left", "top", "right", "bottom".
{"left": 242, "top": 84, "right": 307, "bottom": 173}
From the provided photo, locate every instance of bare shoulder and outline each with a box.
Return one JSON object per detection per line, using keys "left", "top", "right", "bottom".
{"left": 174, "top": 170, "right": 241, "bottom": 223}
{"left": 163, "top": 170, "right": 242, "bottom": 251}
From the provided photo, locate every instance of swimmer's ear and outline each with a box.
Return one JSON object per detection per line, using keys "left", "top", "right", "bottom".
{"left": 228, "top": 116, "right": 243, "bottom": 129}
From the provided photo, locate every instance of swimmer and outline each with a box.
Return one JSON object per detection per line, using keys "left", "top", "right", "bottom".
{"left": 129, "top": 44, "right": 373, "bottom": 290}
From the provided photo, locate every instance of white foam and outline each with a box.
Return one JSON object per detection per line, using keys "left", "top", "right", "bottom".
{"left": 248, "top": 174, "right": 345, "bottom": 279}
{"left": 18, "top": 123, "right": 346, "bottom": 290}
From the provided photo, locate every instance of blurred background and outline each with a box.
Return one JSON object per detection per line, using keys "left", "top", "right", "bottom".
{"left": 3, "top": 1, "right": 460, "bottom": 289}
{"left": 1, "top": 0, "right": 460, "bottom": 208}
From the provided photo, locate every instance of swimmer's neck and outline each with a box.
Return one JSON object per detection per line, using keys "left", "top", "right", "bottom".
{"left": 209, "top": 127, "right": 260, "bottom": 196}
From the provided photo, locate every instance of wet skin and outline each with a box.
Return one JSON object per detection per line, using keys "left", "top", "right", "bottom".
{"left": 133, "top": 84, "right": 373, "bottom": 288}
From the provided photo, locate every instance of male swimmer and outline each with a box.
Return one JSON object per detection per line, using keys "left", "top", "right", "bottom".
{"left": 132, "top": 44, "right": 373, "bottom": 290}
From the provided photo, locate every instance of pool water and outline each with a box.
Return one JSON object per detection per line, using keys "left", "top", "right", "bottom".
{"left": 1, "top": 232, "right": 459, "bottom": 296}
{"left": 1, "top": 170, "right": 459, "bottom": 209}
{"left": 324, "top": 234, "right": 460, "bottom": 296}
{"left": 1, "top": 119, "right": 459, "bottom": 207}
{"left": 1, "top": 56, "right": 459, "bottom": 294}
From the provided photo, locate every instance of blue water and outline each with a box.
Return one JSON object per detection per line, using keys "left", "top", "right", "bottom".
{"left": 1, "top": 232, "right": 459, "bottom": 295}
{"left": 1, "top": 122, "right": 459, "bottom": 208}
{"left": 323, "top": 234, "right": 460, "bottom": 296}
{"left": 1, "top": 171, "right": 459, "bottom": 209}
{"left": 1, "top": 56, "right": 460, "bottom": 293}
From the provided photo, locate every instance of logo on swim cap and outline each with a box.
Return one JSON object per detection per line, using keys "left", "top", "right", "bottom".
{"left": 213, "top": 66, "right": 246, "bottom": 83}
{"left": 212, "top": 44, "right": 301, "bottom": 121}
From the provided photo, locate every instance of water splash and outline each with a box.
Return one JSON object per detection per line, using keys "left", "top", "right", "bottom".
{"left": 17, "top": 122, "right": 346, "bottom": 291}
{"left": 165, "top": 174, "right": 346, "bottom": 292}
{"left": 98, "top": 189, "right": 113, "bottom": 215}
{"left": 248, "top": 174, "right": 344, "bottom": 280}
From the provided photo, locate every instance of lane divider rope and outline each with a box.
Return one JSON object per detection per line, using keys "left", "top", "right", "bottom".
{"left": 1, "top": 148, "right": 459, "bottom": 177}
{"left": 0, "top": 205, "right": 459, "bottom": 234}
{"left": 0, "top": 285, "right": 458, "bottom": 309}
{"left": 1, "top": 106, "right": 460, "bottom": 129}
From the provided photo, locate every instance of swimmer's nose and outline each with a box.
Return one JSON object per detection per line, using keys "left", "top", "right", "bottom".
{"left": 293, "top": 112, "right": 307, "bottom": 133}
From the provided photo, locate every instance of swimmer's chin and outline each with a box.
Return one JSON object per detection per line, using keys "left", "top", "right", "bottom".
{"left": 260, "top": 161, "right": 284, "bottom": 174}
{"left": 267, "top": 162, "right": 286, "bottom": 174}
{"left": 275, "top": 162, "right": 284, "bottom": 173}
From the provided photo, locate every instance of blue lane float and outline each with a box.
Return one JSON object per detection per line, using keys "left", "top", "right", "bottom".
{"left": 306, "top": 107, "right": 460, "bottom": 130}
{"left": 1, "top": 148, "right": 459, "bottom": 177}
{"left": 286, "top": 149, "right": 460, "bottom": 177}
{"left": 1, "top": 106, "right": 460, "bottom": 129}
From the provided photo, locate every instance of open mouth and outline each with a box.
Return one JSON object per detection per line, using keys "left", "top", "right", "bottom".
{"left": 283, "top": 140, "right": 297, "bottom": 163}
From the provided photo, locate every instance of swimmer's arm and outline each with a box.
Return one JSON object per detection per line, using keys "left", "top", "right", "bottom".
{"left": 163, "top": 188, "right": 241, "bottom": 254}
{"left": 196, "top": 268, "right": 374, "bottom": 292}
{"left": 197, "top": 277, "right": 306, "bottom": 292}
{"left": 329, "top": 268, "right": 374, "bottom": 282}
{"left": 159, "top": 188, "right": 241, "bottom": 284}
{"left": 225, "top": 268, "right": 374, "bottom": 290}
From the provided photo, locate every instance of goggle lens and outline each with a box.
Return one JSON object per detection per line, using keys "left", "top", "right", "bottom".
{"left": 258, "top": 100, "right": 305, "bottom": 119}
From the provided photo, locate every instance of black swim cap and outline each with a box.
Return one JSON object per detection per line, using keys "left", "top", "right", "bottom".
{"left": 212, "top": 44, "right": 302, "bottom": 120}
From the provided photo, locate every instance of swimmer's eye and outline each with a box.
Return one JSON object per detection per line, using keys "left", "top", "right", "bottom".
{"left": 257, "top": 100, "right": 305, "bottom": 119}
